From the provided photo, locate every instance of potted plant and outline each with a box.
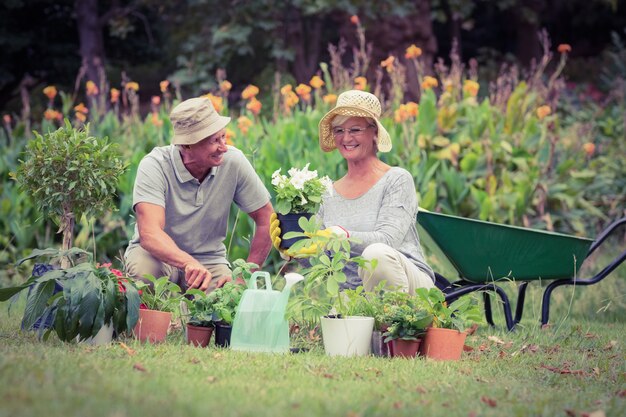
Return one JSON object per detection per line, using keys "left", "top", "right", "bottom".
{"left": 206, "top": 282, "right": 245, "bottom": 347}
{"left": 380, "top": 292, "right": 433, "bottom": 358}
{"left": 207, "top": 259, "right": 257, "bottom": 347}
{"left": 10, "top": 120, "right": 125, "bottom": 268}
{"left": 271, "top": 163, "right": 332, "bottom": 249}
{"left": 320, "top": 285, "right": 380, "bottom": 357}
{"left": 179, "top": 259, "right": 256, "bottom": 347}
{"left": 183, "top": 289, "right": 215, "bottom": 347}
{"left": 0, "top": 248, "right": 140, "bottom": 344}
{"left": 286, "top": 218, "right": 376, "bottom": 356}
{"left": 133, "top": 274, "right": 183, "bottom": 343}
{"left": 415, "top": 287, "right": 482, "bottom": 360}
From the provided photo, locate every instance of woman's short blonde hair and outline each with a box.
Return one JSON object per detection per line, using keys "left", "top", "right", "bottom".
{"left": 330, "top": 114, "right": 376, "bottom": 128}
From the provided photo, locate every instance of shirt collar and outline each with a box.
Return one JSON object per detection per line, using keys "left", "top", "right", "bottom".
{"left": 171, "top": 145, "right": 218, "bottom": 183}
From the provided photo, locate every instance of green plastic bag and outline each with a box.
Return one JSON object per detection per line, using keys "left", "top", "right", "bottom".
{"left": 231, "top": 272, "right": 303, "bottom": 353}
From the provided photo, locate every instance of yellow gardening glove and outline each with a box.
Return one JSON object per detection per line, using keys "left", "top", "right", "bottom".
{"left": 269, "top": 212, "right": 319, "bottom": 259}
{"left": 270, "top": 212, "right": 282, "bottom": 251}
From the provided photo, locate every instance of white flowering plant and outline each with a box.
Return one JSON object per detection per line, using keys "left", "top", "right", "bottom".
{"left": 271, "top": 163, "right": 333, "bottom": 215}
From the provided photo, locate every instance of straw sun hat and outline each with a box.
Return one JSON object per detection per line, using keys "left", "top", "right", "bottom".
{"left": 318, "top": 90, "right": 392, "bottom": 153}
{"left": 170, "top": 97, "right": 231, "bottom": 145}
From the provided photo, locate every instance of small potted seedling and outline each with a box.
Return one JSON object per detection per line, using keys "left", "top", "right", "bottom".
{"left": 183, "top": 289, "right": 215, "bottom": 347}
{"left": 415, "top": 288, "right": 482, "bottom": 360}
{"left": 133, "top": 274, "right": 182, "bottom": 343}
{"left": 380, "top": 292, "right": 433, "bottom": 358}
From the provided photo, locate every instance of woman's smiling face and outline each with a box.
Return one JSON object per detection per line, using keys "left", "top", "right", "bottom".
{"left": 332, "top": 116, "right": 377, "bottom": 161}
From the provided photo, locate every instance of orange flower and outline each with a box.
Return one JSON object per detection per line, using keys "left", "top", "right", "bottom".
{"left": 421, "top": 76, "right": 438, "bottom": 90}
{"left": 160, "top": 80, "right": 170, "bottom": 93}
{"left": 463, "top": 80, "right": 480, "bottom": 97}
{"left": 220, "top": 80, "right": 232, "bottom": 93}
{"left": 203, "top": 93, "right": 223, "bottom": 113}
{"left": 582, "top": 142, "right": 595, "bottom": 157}
{"left": 241, "top": 84, "right": 259, "bottom": 100}
{"left": 354, "top": 76, "right": 367, "bottom": 91}
{"left": 295, "top": 83, "right": 312, "bottom": 101}
{"left": 536, "top": 105, "right": 551, "bottom": 120}
{"left": 394, "top": 102, "right": 419, "bottom": 123}
{"left": 110, "top": 88, "right": 120, "bottom": 103}
{"left": 74, "top": 103, "right": 89, "bottom": 114}
{"left": 350, "top": 15, "right": 359, "bottom": 25}
{"left": 280, "top": 84, "right": 293, "bottom": 95}
{"left": 283, "top": 91, "right": 299, "bottom": 109}
{"left": 237, "top": 115, "right": 253, "bottom": 134}
{"left": 151, "top": 111, "right": 163, "bottom": 127}
{"left": 394, "top": 108, "right": 407, "bottom": 123}
{"left": 557, "top": 44, "right": 572, "bottom": 54}
{"left": 405, "top": 44, "right": 422, "bottom": 59}
{"left": 322, "top": 94, "right": 337, "bottom": 105}
{"left": 2, "top": 114, "right": 11, "bottom": 124}
{"left": 380, "top": 56, "right": 395, "bottom": 73}
{"left": 309, "top": 75, "right": 325, "bottom": 89}
{"left": 225, "top": 128, "right": 235, "bottom": 145}
{"left": 125, "top": 82, "right": 139, "bottom": 91}
{"left": 246, "top": 97, "right": 262, "bottom": 115}
{"left": 86, "top": 80, "right": 99, "bottom": 96}
{"left": 43, "top": 86, "right": 57, "bottom": 100}
{"left": 405, "top": 101, "right": 418, "bottom": 117}
{"left": 75, "top": 112, "right": 87, "bottom": 122}
{"left": 44, "top": 109, "right": 62, "bottom": 121}
{"left": 151, "top": 96, "right": 161, "bottom": 106}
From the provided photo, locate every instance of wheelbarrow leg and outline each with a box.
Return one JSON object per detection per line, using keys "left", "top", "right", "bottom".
{"left": 514, "top": 282, "right": 529, "bottom": 326}
{"left": 483, "top": 293, "right": 495, "bottom": 326}
{"left": 444, "top": 284, "right": 515, "bottom": 330}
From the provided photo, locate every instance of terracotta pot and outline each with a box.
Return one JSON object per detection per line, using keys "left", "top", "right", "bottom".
{"left": 391, "top": 338, "right": 422, "bottom": 358}
{"left": 186, "top": 324, "right": 213, "bottom": 347}
{"left": 276, "top": 212, "right": 313, "bottom": 249}
{"left": 420, "top": 327, "right": 467, "bottom": 360}
{"left": 133, "top": 309, "right": 171, "bottom": 343}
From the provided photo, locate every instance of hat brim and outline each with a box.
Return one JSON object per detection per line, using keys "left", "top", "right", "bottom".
{"left": 172, "top": 115, "right": 231, "bottom": 145}
{"left": 318, "top": 107, "right": 391, "bottom": 153}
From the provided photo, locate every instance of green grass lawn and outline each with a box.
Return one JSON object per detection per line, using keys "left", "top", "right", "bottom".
{"left": 1, "top": 293, "right": 624, "bottom": 417}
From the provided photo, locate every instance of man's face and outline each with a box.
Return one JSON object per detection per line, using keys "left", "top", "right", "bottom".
{"left": 187, "top": 129, "right": 228, "bottom": 168}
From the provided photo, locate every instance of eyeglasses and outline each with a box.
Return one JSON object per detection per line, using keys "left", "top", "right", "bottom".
{"left": 332, "top": 125, "right": 374, "bottom": 138}
{"left": 206, "top": 133, "right": 227, "bottom": 146}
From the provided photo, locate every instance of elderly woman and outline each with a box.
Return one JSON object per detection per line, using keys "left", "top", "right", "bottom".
{"left": 274, "top": 90, "right": 435, "bottom": 294}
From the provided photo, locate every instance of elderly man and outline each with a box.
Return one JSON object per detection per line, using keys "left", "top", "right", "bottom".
{"left": 124, "top": 97, "right": 273, "bottom": 292}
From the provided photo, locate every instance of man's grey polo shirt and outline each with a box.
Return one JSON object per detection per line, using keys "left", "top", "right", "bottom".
{"left": 126, "top": 145, "right": 270, "bottom": 265}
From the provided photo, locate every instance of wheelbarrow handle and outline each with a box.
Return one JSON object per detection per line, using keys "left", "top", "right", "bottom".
{"left": 588, "top": 216, "right": 626, "bottom": 255}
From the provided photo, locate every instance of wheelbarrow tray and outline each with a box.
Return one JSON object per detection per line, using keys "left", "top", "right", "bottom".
{"left": 417, "top": 211, "right": 593, "bottom": 282}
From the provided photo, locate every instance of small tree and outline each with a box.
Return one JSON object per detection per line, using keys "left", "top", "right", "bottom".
{"left": 12, "top": 120, "right": 126, "bottom": 267}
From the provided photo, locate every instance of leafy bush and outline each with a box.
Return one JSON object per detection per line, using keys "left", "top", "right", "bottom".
{"left": 10, "top": 121, "right": 125, "bottom": 262}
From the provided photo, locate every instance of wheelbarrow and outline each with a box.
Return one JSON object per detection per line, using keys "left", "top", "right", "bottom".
{"left": 416, "top": 210, "right": 626, "bottom": 331}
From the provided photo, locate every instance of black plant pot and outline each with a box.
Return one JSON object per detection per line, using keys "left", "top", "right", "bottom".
{"left": 214, "top": 322, "right": 232, "bottom": 348}
{"left": 277, "top": 212, "right": 313, "bottom": 250}
{"left": 22, "top": 263, "right": 62, "bottom": 331}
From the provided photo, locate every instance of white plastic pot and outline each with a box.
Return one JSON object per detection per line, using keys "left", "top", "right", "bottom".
{"left": 77, "top": 322, "right": 114, "bottom": 345}
{"left": 321, "top": 316, "right": 374, "bottom": 357}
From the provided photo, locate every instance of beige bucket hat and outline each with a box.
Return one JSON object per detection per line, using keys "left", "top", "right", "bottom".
{"left": 318, "top": 90, "right": 392, "bottom": 153}
{"left": 170, "top": 97, "right": 231, "bottom": 145}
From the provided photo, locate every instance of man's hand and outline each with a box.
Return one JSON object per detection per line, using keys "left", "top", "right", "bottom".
{"left": 214, "top": 275, "right": 246, "bottom": 288}
{"left": 183, "top": 260, "right": 213, "bottom": 291}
